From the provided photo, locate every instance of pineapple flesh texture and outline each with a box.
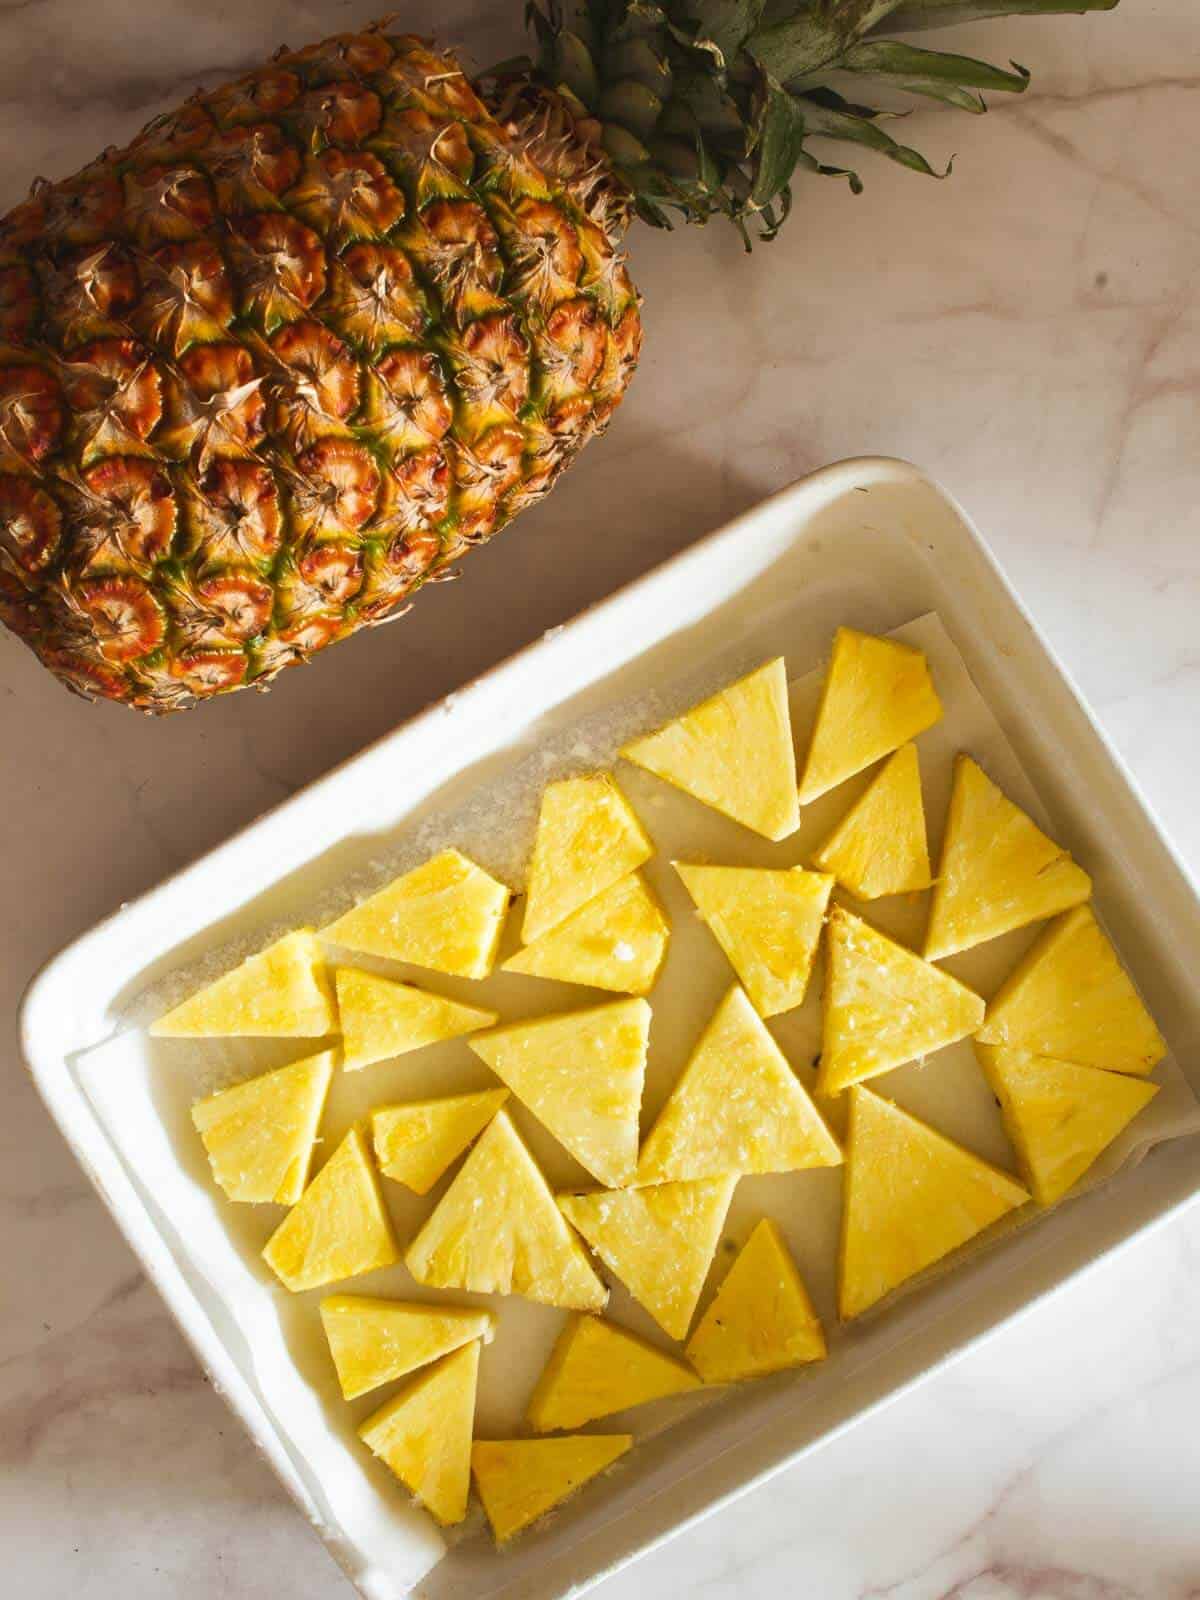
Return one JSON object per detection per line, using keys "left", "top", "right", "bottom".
{"left": 521, "top": 775, "right": 653, "bottom": 943}
{"left": 0, "top": 29, "right": 643, "bottom": 711}
{"left": 924, "top": 755, "right": 1091, "bottom": 961}
{"left": 358, "top": 1340, "right": 480, "bottom": 1527}
{"left": 262, "top": 1125, "right": 399, "bottom": 1292}
{"left": 320, "top": 1293, "right": 494, "bottom": 1400}
{"left": 191, "top": 1048, "right": 334, "bottom": 1205}
{"left": 976, "top": 1044, "right": 1159, "bottom": 1207}
{"left": 150, "top": 929, "right": 335, "bottom": 1038}
{"left": 405, "top": 1110, "right": 607, "bottom": 1310}
{"left": 558, "top": 1175, "right": 736, "bottom": 1341}
{"left": 819, "top": 908, "right": 984, "bottom": 1097}
{"left": 468, "top": 998, "right": 650, "bottom": 1187}
{"left": 839, "top": 1087, "right": 1029, "bottom": 1320}
{"left": 798, "top": 629, "right": 942, "bottom": 805}
{"left": 620, "top": 659, "right": 800, "bottom": 841}
{"left": 685, "top": 1218, "right": 826, "bottom": 1383}
{"left": 503, "top": 872, "right": 669, "bottom": 995}
{"left": 371, "top": 1087, "right": 508, "bottom": 1195}
{"left": 527, "top": 1313, "right": 700, "bottom": 1431}
{"left": 471, "top": 1435, "right": 632, "bottom": 1545}
{"left": 977, "top": 906, "right": 1166, "bottom": 1077}
{"left": 336, "top": 965, "right": 497, "bottom": 1072}
{"left": 812, "top": 743, "right": 931, "bottom": 900}
{"left": 321, "top": 849, "right": 509, "bottom": 979}
{"left": 637, "top": 984, "right": 841, "bottom": 1184}
{"left": 673, "top": 862, "right": 832, "bottom": 1017}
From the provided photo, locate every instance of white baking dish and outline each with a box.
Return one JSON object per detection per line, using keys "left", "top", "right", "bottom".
{"left": 20, "top": 457, "right": 1200, "bottom": 1600}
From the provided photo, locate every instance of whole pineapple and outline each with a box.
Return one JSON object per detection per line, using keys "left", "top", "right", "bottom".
{"left": 0, "top": 2, "right": 1115, "bottom": 710}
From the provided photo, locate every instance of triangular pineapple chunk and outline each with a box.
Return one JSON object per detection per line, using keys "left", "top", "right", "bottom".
{"left": 320, "top": 1294, "right": 494, "bottom": 1400}
{"left": 798, "top": 629, "right": 942, "bottom": 805}
{"left": 405, "top": 1111, "right": 607, "bottom": 1310}
{"left": 371, "top": 1089, "right": 509, "bottom": 1195}
{"left": 336, "top": 967, "right": 497, "bottom": 1072}
{"left": 812, "top": 743, "right": 931, "bottom": 900}
{"left": 819, "top": 908, "right": 984, "bottom": 1096}
{"left": 977, "top": 1044, "right": 1159, "bottom": 1207}
{"left": 472, "top": 1435, "right": 632, "bottom": 1545}
{"left": 637, "top": 985, "right": 841, "bottom": 1184}
{"left": 924, "top": 756, "right": 1091, "bottom": 960}
{"left": 674, "top": 862, "right": 832, "bottom": 1017}
{"left": 522, "top": 775, "right": 653, "bottom": 942}
{"left": 839, "top": 1087, "right": 1028, "bottom": 1319}
{"left": 621, "top": 659, "right": 800, "bottom": 841}
{"left": 685, "top": 1218, "right": 826, "bottom": 1382}
{"left": 262, "top": 1126, "right": 398, "bottom": 1293}
{"left": 150, "top": 930, "right": 335, "bottom": 1038}
{"left": 504, "top": 873, "right": 669, "bottom": 995}
{"left": 527, "top": 1314, "right": 700, "bottom": 1431}
{"left": 191, "top": 1050, "right": 334, "bottom": 1205}
{"left": 977, "top": 906, "right": 1166, "bottom": 1076}
{"left": 468, "top": 999, "right": 650, "bottom": 1187}
{"left": 320, "top": 849, "right": 509, "bottom": 979}
{"left": 559, "top": 1176, "right": 736, "bottom": 1340}
{"left": 359, "top": 1341, "right": 479, "bottom": 1526}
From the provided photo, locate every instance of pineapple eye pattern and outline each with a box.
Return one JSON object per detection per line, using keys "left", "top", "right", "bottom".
{"left": 0, "top": 25, "right": 640, "bottom": 707}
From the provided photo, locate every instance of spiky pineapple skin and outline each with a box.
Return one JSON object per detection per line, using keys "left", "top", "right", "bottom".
{"left": 0, "top": 27, "right": 641, "bottom": 710}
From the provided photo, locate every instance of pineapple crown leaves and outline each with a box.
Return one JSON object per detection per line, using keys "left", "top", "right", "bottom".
{"left": 517, "top": 0, "right": 1119, "bottom": 245}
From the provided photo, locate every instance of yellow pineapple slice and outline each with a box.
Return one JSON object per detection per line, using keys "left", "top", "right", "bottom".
{"left": 620, "top": 658, "right": 800, "bottom": 841}
{"left": 976, "top": 906, "right": 1166, "bottom": 1076}
{"left": 336, "top": 966, "right": 497, "bottom": 1072}
{"left": 503, "top": 873, "right": 669, "bottom": 995}
{"left": 405, "top": 1111, "right": 607, "bottom": 1310}
{"left": 819, "top": 907, "right": 984, "bottom": 1097}
{"left": 924, "top": 755, "right": 1091, "bottom": 960}
{"left": 191, "top": 1049, "right": 334, "bottom": 1205}
{"left": 839, "top": 1087, "right": 1028, "bottom": 1319}
{"left": 358, "top": 1341, "right": 479, "bottom": 1526}
{"left": 468, "top": 999, "right": 650, "bottom": 1187}
{"left": 262, "top": 1126, "right": 399, "bottom": 1293}
{"left": 976, "top": 1044, "right": 1159, "bottom": 1207}
{"left": 798, "top": 628, "right": 942, "bottom": 805}
{"left": 371, "top": 1088, "right": 509, "bottom": 1195}
{"left": 521, "top": 775, "right": 653, "bottom": 942}
{"left": 320, "top": 1294, "right": 495, "bottom": 1400}
{"left": 471, "top": 1435, "right": 633, "bottom": 1544}
{"left": 812, "top": 743, "right": 931, "bottom": 899}
{"left": 558, "top": 1175, "right": 736, "bottom": 1340}
{"left": 150, "top": 930, "right": 335, "bottom": 1038}
{"left": 527, "top": 1314, "right": 701, "bottom": 1431}
{"left": 637, "top": 985, "right": 841, "bottom": 1184}
{"left": 685, "top": 1218, "right": 826, "bottom": 1383}
{"left": 673, "top": 862, "right": 832, "bottom": 1017}
{"left": 320, "top": 849, "right": 509, "bottom": 979}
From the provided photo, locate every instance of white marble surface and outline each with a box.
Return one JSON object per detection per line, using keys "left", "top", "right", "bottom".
{"left": 2, "top": 3, "right": 1199, "bottom": 1597}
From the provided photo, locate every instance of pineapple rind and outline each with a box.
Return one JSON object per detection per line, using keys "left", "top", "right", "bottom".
{"left": 320, "top": 1294, "right": 494, "bottom": 1401}
{"left": 336, "top": 966, "right": 498, "bottom": 1072}
{"left": 191, "top": 1048, "right": 334, "bottom": 1205}
{"left": 839, "top": 1087, "right": 1028, "bottom": 1320}
{"left": 798, "top": 629, "right": 942, "bottom": 805}
{"left": 976, "top": 905, "right": 1166, "bottom": 1076}
{"left": 636, "top": 985, "right": 841, "bottom": 1183}
{"left": 521, "top": 775, "right": 653, "bottom": 943}
{"left": 358, "top": 1341, "right": 480, "bottom": 1526}
{"left": 262, "top": 1125, "right": 399, "bottom": 1293}
{"left": 685, "top": 1218, "right": 826, "bottom": 1383}
{"left": 812, "top": 743, "right": 931, "bottom": 900}
{"left": 471, "top": 1435, "right": 633, "bottom": 1544}
{"left": 150, "top": 930, "right": 335, "bottom": 1038}
{"left": 503, "top": 872, "right": 669, "bottom": 994}
{"left": 371, "top": 1088, "right": 509, "bottom": 1195}
{"left": 620, "top": 659, "right": 800, "bottom": 841}
{"left": 673, "top": 862, "right": 832, "bottom": 1017}
{"left": 924, "top": 755, "right": 1091, "bottom": 960}
{"left": 527, "top": 1314, "right": 700, "bottom": 1431}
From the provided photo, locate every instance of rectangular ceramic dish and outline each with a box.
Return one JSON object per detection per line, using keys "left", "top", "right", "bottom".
{"left": 21, "top": 457, "right": 1200, "bottom": 1600}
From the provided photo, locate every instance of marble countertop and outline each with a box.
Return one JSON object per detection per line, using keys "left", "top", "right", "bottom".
{"left": 3, "top": 3, "right": 1199, "bottom": 1597}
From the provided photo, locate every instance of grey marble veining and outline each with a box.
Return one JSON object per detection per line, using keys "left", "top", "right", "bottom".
{"left": 2, "top": 2, "right": 1199, "bottom": 1597}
